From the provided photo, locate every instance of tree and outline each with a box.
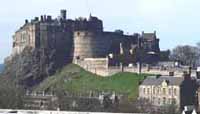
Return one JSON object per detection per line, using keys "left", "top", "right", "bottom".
{"left": 170, "top": 45, "right": 200, "bottom": 67}
{"left": 0, "top": 82, "right": 24, "bottom": 109}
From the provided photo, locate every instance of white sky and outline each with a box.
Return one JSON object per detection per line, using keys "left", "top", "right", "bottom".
{"left": 0, "top": 0, "right": 200, "bottom": 63}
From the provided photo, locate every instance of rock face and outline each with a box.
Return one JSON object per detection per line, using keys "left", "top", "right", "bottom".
{"left": 4, "top": 46, "right": 70, "bottom": 88}
{"left": 0, "top": 64, "right": 4, "bottom": 73}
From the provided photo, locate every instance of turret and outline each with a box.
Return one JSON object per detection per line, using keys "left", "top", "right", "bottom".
{"left": 60, "top": 9, "right": 67, "bottom": 20}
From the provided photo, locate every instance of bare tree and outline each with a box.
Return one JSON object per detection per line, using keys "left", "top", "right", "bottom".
{"left": 170, "top": 45, "right": 200, "bottom": 67}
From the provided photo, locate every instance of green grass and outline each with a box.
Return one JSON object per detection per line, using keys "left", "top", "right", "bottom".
{"left": 35, "top": 64, "right": 152, "bottom": 100}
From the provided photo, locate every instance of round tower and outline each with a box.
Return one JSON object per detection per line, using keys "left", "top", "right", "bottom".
{"left": 73, "top": 31, "right": 110, "bottom": 61}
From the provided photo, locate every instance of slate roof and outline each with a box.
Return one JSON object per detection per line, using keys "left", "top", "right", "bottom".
{"left": 141, "top": 76, "right": 184, "bottom": 86}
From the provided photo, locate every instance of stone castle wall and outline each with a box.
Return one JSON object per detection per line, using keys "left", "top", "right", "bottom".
{"left": 76, "top": 59, "right": 196, "bottom": 76}
{"left": 73, "top": 31, "right": 120, "bottom": 61}
{"left": 73, "top": 31, "right": 106, "bottom": 60}
{"left": 9, "top": 10, "right": 163, "bottom": 82}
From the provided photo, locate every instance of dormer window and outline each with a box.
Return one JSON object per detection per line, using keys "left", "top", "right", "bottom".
{"left": 162, "top": 80, "right": 169, "bottom": 87}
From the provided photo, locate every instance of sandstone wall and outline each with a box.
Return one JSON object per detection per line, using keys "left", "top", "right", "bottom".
{"left": 73, "top": 31, "right": 112, "bottom": 61}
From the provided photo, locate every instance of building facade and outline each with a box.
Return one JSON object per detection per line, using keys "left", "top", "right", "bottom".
{"left": 139, "top": 74, "right": 199, "bottom": 110}
{"left": 139, "top": 76, "right": 183, "bottom": 107}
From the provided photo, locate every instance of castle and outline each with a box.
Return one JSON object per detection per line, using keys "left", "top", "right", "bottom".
{"left": 11, "top": 9, "right": 162, "bottom": 76}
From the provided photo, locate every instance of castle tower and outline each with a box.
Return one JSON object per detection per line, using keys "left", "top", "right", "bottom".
{"left": 73, "top": 31, "right": 111, "bottom": 62}
{"left": 60, "top": 9, "right": 67, "bottom": 20}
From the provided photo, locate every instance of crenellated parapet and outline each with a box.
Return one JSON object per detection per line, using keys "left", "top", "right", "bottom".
{"left": 73, "top": 15, "right": 103, "bottom": 32}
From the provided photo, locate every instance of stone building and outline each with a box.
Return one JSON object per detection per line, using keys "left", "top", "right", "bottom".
{"left": 11, "top": 9, "right": 162, "bottom": 66}
{"left": 139, "top": 75, "right": 183, "bottom": 107}
{"left": 139, "top": 74, "right": 198, "bottom": 109}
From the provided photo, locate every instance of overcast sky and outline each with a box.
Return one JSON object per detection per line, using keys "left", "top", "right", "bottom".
{"left": 0, "top": 0, "right": 200, "bottom": 63}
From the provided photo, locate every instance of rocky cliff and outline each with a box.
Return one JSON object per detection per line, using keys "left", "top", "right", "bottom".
{"left": 2, "top": 46, "right": 69, "bottom": 88}
{"left": 0, "top": 64, "right": 4, "bottom": 73}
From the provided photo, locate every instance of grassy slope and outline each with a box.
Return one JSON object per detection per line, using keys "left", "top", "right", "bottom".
{"left": 35, "top": 64, "right": 152, "bottom": 100}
